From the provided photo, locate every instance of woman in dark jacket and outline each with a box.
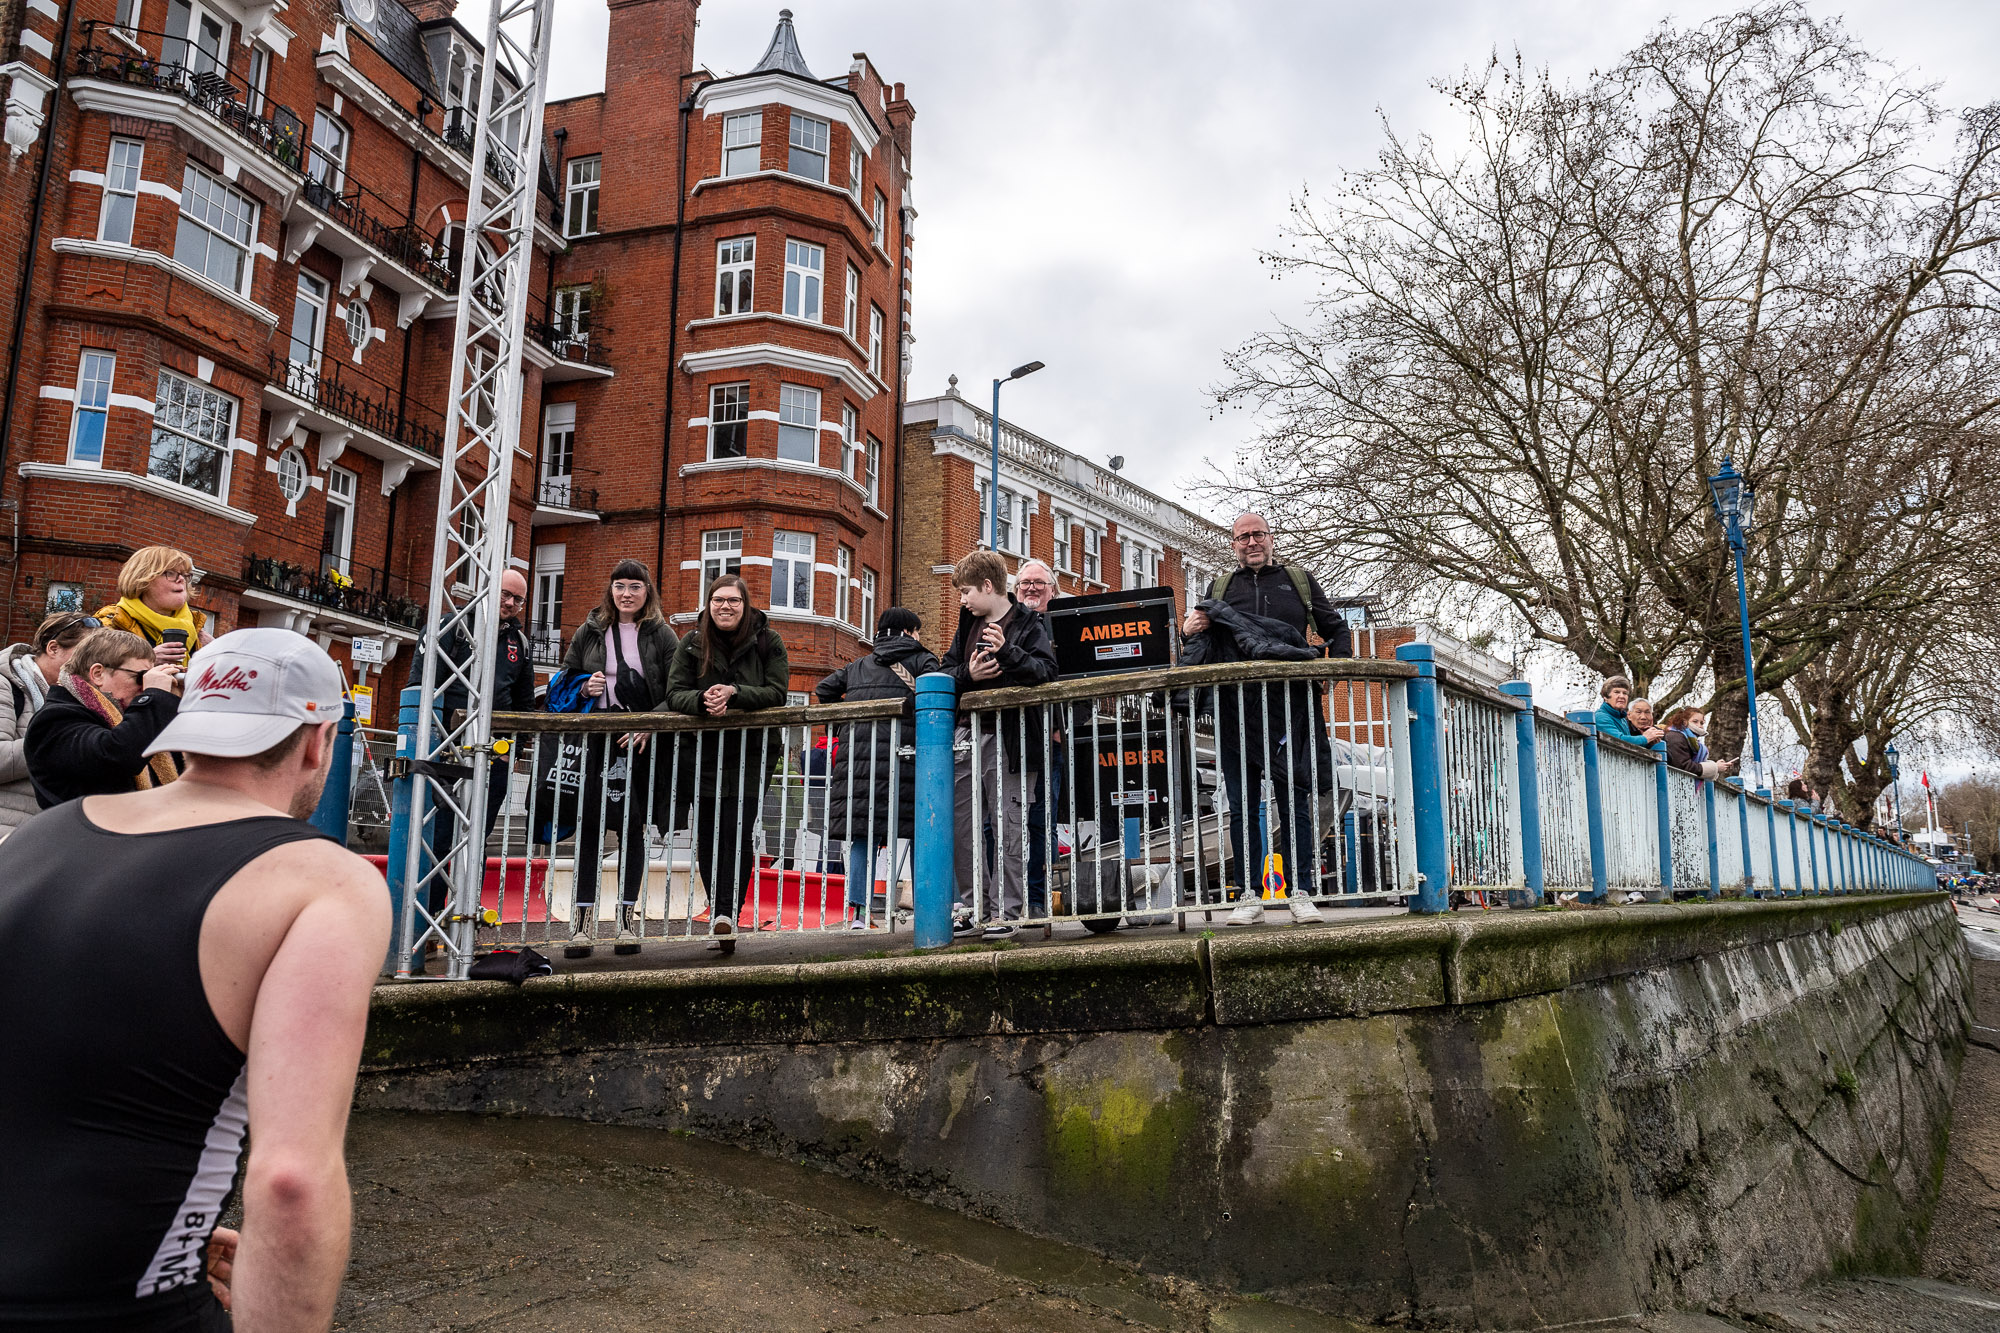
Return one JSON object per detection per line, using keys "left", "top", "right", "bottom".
{"left": 814, "top": 607, "right": 940, "bottom": 929}
{"left": 662, "top": 574, "right": 789, "bottom": 954}
{"left": 555, "top": 559, "right": 679, "bottom": 958}
{"left": 25, "top": 628, "right": 181, "bottom": 808}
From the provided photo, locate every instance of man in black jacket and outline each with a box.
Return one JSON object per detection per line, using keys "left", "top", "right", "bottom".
{"left": 1181, "top": 513, "right": 1350, "bottom": 925}
{"left": 940, "top": 550, "right": 1058, "bottom": 937}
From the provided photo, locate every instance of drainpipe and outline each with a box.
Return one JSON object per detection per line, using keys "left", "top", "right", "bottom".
{"left": 0, "top": 0, "right": 80, "bottom": 616}
{"left": 655, "top": 83, "right": 695, "bottom": 582}
{"left": 888, "top": 196, "right": 909, "bottom": 607}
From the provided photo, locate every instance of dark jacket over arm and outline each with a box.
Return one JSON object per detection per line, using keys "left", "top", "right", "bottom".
{"left": 24, "top": 684, "right": 179, "bottom": 808}
{"left": 1217, "top": 563, "right": 1352, "bottom": 658}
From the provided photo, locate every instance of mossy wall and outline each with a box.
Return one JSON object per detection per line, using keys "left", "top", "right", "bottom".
{"left": 357, "top": 897, "right": 1970, "bottom": 1329}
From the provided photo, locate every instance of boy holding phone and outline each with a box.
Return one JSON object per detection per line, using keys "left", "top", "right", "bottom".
{"left": 939, "top": 550, "right": 1057, "bottom": 937}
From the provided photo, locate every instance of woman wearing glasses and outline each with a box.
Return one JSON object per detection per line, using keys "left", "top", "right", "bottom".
{"left": 662, "top": 574, "right": 789, "bottom": 955}
{"left": 0, "top": 613, "right": 103, "bottom": 834}
{"left": 22, "top": 627, "right": 182, "bottom": 808}
{"left": 95, "top": 546, "right": 213, "bottom": 670}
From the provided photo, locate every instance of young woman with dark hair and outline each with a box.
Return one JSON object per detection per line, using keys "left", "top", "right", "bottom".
{"left": 555, "top": 558, "right": 679, "bottom": 957}
{"left": 662, "top": 574, "right": 789, "bottom": 955}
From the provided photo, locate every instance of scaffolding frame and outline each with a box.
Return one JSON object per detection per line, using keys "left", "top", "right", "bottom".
{"left": 397, "top": 0, "right": 555, "bottom": 980}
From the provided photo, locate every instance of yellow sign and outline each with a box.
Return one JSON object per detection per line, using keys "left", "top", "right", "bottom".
{"left": 350, "top": 684, "right": 374, "bottom": 726}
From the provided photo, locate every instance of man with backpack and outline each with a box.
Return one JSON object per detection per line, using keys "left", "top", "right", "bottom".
{"left": 1181, "top": 514, "right": 1351, "bottom": 925}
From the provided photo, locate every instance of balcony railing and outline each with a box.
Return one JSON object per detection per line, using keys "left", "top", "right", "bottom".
{"left": 525, "top": 317, "right": 612, "bottom": 370}
{"left": 441, "top": 106, "right": 519, "bottom": 189}
{"left": 244, "top": 552, "right": 424, "bottom": 630}
{"left": 299, "top": 169, "right": 453, "bottom": 291}
{"left": 268, "top": 352, "right": 444, "bottom": 458}
{"left": 76, "top": 23, "right": 305, "bottom": 175}
{"left": 535, "top": 473, "right": 600, "bottom": 513}
{"left": 528, "top": 626, "right": 563, "bottom": 668}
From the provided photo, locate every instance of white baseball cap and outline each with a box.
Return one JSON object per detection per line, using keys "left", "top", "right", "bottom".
{"left": 145, "top": 628, "right": 346, "bottom": 759}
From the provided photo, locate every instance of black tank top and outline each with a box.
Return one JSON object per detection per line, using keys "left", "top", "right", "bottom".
{"left": 0, "top": 802, "right": 328, "bottom": 1328}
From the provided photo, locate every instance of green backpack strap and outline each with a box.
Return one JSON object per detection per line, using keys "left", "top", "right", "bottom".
{"left": 1209, "top": 565, "right": 1315, "bottom": 607}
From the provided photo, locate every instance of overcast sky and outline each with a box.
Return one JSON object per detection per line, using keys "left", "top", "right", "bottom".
{"left": 520, "top": 0, "right": 2000, "bottom": 520}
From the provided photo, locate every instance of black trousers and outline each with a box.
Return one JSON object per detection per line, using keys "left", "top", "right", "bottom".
{"left": 661, "top": 781, "right": 761, "bottom": 922}
{"left": 570, "top": 733, "right": 654, "bottom": 909}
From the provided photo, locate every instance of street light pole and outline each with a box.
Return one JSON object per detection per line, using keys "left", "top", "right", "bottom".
{"left": 1886, "top": 743, "right": 1902, "bottom": 837}
{"left": 1707, "top": 458, "right": 1765, "bottom": 792}
{"left": 989, "top": 360, "right": 1045, "bottom": 550}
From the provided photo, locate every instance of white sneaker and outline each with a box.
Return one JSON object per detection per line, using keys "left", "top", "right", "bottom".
{"left": 563, "top": 905, "right": 596, "bottom": 959}
{"left": 1226, "top": 897, "right": 1265, "bottom": 926}
{"left": 1286, "top": 895, "right": 1325, "bottom": 924}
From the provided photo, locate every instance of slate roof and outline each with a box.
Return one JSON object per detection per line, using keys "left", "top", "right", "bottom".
{"left": 341, "top": 0, "right": 439, "bottom": 99}
{"left": 751, "top": 9, "right": 814, "bottom": 81}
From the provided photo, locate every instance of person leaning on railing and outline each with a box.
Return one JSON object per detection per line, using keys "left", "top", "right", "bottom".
{"left": 1179, "top": 512, "right": 1349, "bottom": 926}
{"left": 0, "top": 612, "right": 101, "bottom": 836}
{"left": 554, "top": 559, "right": 679, "bottom": 959}
{"left": 662, "top": 574, "right": 789, "bottom": 956}
{"left": 814, "top": 606, "right": 941, "bottom": 930}
{"left": 1661, "top": 706, "right": 1737, "bottom": 781}
{"left": 95, "top": 545, "right": 214, "bottom": 669}
{"left": 941, "top": 549, "right": 1059, "bottom": 938}
{"left": 24, "top": 628, "right": 183, "bottom": 808}
{"left": 1592, "top": 676, "right": 1643, "bottom": 741}
{"left": 1626, "top": 696, "right": 1667, "bottom": 744}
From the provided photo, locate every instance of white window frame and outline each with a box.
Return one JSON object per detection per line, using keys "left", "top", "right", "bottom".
{"left": 860, "top": 568, "right": 877, "bottom": 636}
{"left": 541, "top": 401, "right": 576, "bottom": 495}
{"left": 843, "top": 262, "right": 859, "bottom": 339}
{"left": 564, "top": 155, "right": 600, "bottom": 238}
{"left": 783, "top": 239, "right": 823, "bottom": 322}
{"left": 174, "top": 162, "right": 257, "bottom": 295}
{"left": 715, "top": 235, "right": 754, "bottom": 316}
{"left": 707, "top": 382, "right": 748, "bottom": 459}
{"left": 66, "top": 351, "right": 115, "bottom": 468}
{"left": 723, "top": 111, "right": 761, "bottom": 176}
{"left": 867, "top": 304, "right": 884, "bottom": 377}
{"left": 787, "top": 112, "right": 829, "bottom": 182}
{"left": 835, "top": 544, "right": 853, "bottom": 623}
{"left": 308, "top": 109, "right": 348, "bottom": 192}
{"left": 777, "top": 384, "right": 820, "bottom": 464}
{"left": 701, "top": 528, "right": 743, "bottom": 601}
{"left": 872, "top": 189, "right": 887, "bottom": 248}
{"left": 246, "top": 43, "right": 271, "bottom": 117}
{"left": 164, "top": 0, "right": 230, "bottom": 79}
{"left": 533, "top": 542, "right": 567, "bottom": 646}
{"left": 771, "top": 530, "right": 815, "bottom": 612}
{"left": 98, "top": 138, "right": 143, "bottom": 245}
{"left": 343, "top": 297, "right": 372, "bottom": 355}
{"left": 553, "top": 284, "right": 592, "bottom": 342}
{"left": 841, "top": 402, "right": 859, "bottom": 478}
{"left": 865, "top": 433, "right": 881, "bottom": 507}
{"left": 848, "top": 143, "right": 864, "bottom": 204}
{"left": 148, "top": 368, "right": 236, "bottom": 500}
{"left": 289, "top": 271, "right": 328, "bottom": 371}
{"left": 1053, "top": 511, "right": 1073, "bottom": 572}
{"left": 275, "top": 445, "right": 309, "bottom": 503}
{"left": 323, "top": 463, "right": 356, "bottom": 576}
{"left": 1083, "top": 527, "right": 1102, "bottom": 582}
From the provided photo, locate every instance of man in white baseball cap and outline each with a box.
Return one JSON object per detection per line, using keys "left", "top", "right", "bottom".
{"left": 0, "top": 628, "right": 388, "bottom": 1328}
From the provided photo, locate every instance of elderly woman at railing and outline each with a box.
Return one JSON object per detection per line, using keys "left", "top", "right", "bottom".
{"left": 661, "top": 574, "right": 789, "bottom": 956}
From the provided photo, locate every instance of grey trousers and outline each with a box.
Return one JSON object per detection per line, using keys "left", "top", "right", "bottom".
{"left": 953, "top": 724, "right": 1036, "bottom": 921}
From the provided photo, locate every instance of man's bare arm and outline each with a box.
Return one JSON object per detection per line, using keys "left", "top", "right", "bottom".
{"left": 230, "top": 852, "right": 389, "bottom": 1331}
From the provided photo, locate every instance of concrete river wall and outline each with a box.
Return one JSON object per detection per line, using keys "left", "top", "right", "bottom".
{"left": 359, "top": 896, "right": 1971, "bottom": 1328}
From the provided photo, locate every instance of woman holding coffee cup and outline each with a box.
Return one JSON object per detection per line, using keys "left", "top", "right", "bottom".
{"left": 95, "top": 546, "right": 212, "bottom": 672}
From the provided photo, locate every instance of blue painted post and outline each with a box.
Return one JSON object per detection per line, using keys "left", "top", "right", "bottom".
{"left": 1760, "top": 789, "right": 1783, "bottom": 896}
{"left": 310, "top": 697, "right": 357, "bottom": 843}
{"left": 1566, "top": 710, "right": 1610, "bottom": 904}
{"left": 1651, "top": 739, "right": 1673, "bottom": 901}
{"left": 1736, "top": 783, "right": 1755, "bottom": 896}
{"left": 1783, "top": 802, "right": 1803, "bottom": 895}
{"left": 1703, "top": 778, "right": 1721, "bottom": 900}
{"left": 1396, "top": 644, "right": 1451, "bottom": 914}
{"left": 1342, "top": 810, "right": 1360, "bottom": 894}
{"left": 1500, "top": 681, "right": 1542, "bottom": 909}
{"left": 1804, "top": 807, "right": 1821, "bottom": 894}
{"left": 383, "top": 686, "right": 421, "bottom": 977}
{"left": 1836, "top": 823, "right": 1852, "bottom": 893}
{"left": 914, "top": 672, "right": 957, "bottom": 949}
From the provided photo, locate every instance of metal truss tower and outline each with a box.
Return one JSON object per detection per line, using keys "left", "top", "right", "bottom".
{"left": 397, "top": 0, "right": 555, "bottom": 979}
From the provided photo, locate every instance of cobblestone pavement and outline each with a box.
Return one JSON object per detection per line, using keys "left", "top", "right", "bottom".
{"left": 335, "top": 957, "right": 2000, "bottom": 1332}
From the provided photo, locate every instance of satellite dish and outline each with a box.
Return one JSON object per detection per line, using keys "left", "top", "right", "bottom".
{"left": 1108, "top": 455, "right": 1125, "bottom": 472}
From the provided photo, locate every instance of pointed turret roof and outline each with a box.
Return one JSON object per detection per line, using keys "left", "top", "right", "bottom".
{"left": 752, "top": 9, "right": 814, "bottom": 81}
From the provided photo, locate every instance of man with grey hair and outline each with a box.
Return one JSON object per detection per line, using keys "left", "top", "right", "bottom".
{"left": 1182, "top": 512, "right": 1350, "bottom": 926}
{"left": 1012, "top": 561, "right": 1060, "bottom": 920}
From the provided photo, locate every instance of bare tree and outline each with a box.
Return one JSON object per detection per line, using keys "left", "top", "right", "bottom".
{"left": 1217, "top": 4, "right": 2000, "bottom": 761}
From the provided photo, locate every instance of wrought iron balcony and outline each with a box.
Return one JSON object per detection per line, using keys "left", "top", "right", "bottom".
{"left": 441, "top": 106, "right": 520, "bottom": 189}
{"left": 535, "top": 473, "right": 600, "bottom": 513}
{"left": 244, "top": 552, "right": 424, "bottom": 630}
{"left": 267, "top": 352, "right": 444, "bottom": 459}
{"left": 298, "top": 170, "right": 453, "bottom": 291}
{"left": 75, "top": 23, "right": 305, "bottom": 175}
{"left": 529, "top": 626, "right": 564, "bottom": 668}
{"left": 525, "top": 316, "right": 613, "bottom": 372}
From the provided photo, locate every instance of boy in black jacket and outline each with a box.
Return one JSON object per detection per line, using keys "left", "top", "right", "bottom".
{"left": 939, "top": 550, "right": 1058, "bottom": 936}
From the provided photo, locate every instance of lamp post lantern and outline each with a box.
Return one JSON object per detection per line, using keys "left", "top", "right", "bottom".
{"left": 1707, "top": 457, "right": 1765, "bottom": 792}
{"left": 989, "top": 361, "right": 1045, "bottom": 550}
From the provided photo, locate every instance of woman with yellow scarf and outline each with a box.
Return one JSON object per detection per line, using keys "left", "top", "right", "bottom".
{"left": 95, "top": 547, "right": 211, "bottom": 669}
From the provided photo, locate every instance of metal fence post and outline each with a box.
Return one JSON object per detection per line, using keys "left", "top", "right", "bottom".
{"left": 1395, "top": 644, "right": 1451, "bottom": 914}
{"left": 1500, "top": 681, "right": 1542, "bottom": 908}
{"left": 1565, "top": 711, "right": 1609, "bottom": 903}
{"left": 310, "top": 697, "right": 358, "bottom": 844}
{"left": 1735, "top": 784, "right": 1755, "bottom": 895}
{"left": 1703, "top": 778, "right": 1722, "bottom": 900}
{"left": 1759, "top": 788, "right": 1783, "bottom": 896}
{"left": 1783, "top": 802, "right": 1804, "bottom": 895}
{"left": 383, "top": 686, "right": 421, "bottom": 977}
{"left": 1650, "top": 739, "right": 1673, "bottom": 902}
{"left": 913, "top": 672, "right": 956, "bottom": 948}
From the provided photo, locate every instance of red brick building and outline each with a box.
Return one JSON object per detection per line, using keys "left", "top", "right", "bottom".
{"left": 0, "top": 0, "right": 912, "bottom": 698}
{"left": 898, "top": 383, "right": 1233, "bottom": 637}
{"left": 538, "top": 4, "right": 913, "bottom": 693}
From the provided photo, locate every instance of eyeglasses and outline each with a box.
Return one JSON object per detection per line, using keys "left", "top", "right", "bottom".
{"left": 108, "top": 666, "right": 148, "bottom": 682}
{"left": 1016, "top": 579, "right": 1052, "bottom": 589}
{"left": 709, "top": 596, "right": 745, "bottom": 607}
{"left": 1232, "top": 529, "right": 1271, "bottom": 543}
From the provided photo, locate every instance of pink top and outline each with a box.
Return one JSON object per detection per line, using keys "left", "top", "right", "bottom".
{"left": 603, "top": 621, "right": 641, "bottom": 708}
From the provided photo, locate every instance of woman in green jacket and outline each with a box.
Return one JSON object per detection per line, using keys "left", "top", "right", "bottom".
{"left": 662, "top": 574, "right": 789, "bottom": 953}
